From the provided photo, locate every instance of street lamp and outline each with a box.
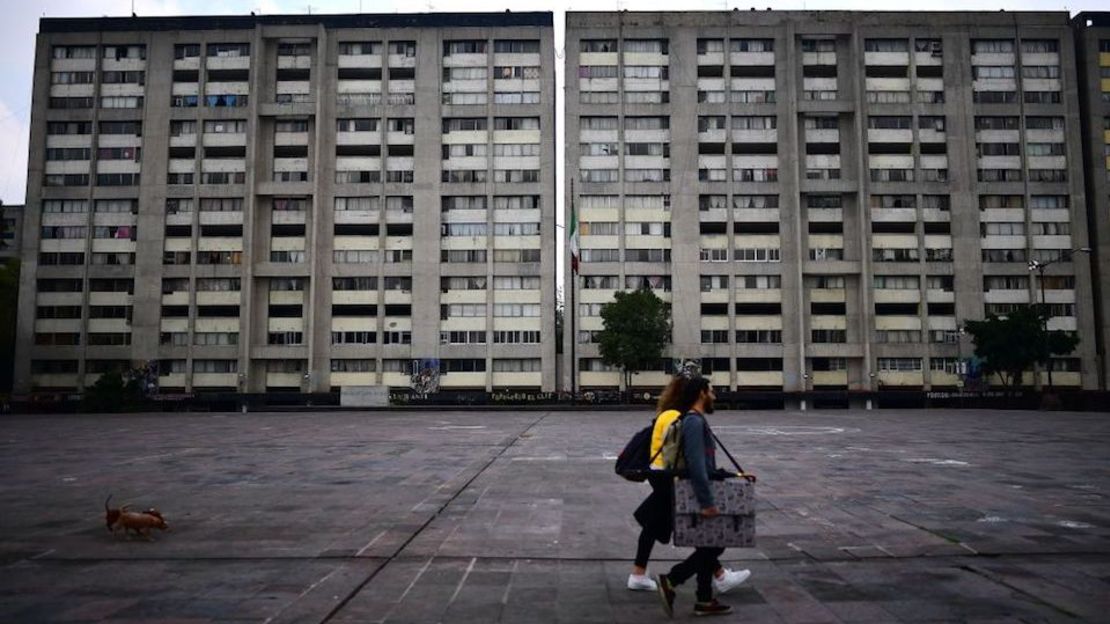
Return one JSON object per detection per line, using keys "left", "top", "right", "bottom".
{"left": 1027, "top": 247, "right": 1091, "bottom": 392}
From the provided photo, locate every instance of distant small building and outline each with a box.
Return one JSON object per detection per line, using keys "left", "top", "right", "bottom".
{"left": 0, "top": 204, "right": 22, "bottom": 261}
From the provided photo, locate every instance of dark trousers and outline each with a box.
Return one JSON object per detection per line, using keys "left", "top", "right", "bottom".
{"left": 634, "top": 527, "right": 655, "bottom": 568}
{"left": 668, "top": 547, "right": 725, "bottom": 602}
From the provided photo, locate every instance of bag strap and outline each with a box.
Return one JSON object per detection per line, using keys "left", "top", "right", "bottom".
{"left": 708, "top": 427, "right": 756, "bottom": 483}
{"left": 647, "top": 438, "right": 666, "bottom": 465}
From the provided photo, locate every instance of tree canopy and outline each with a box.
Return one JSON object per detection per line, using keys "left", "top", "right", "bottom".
{"left": 597, "top": 288, "right": 671, "bottom": 390}
{"left": 964, "top": 305, "right": 1079, "bottom": 388}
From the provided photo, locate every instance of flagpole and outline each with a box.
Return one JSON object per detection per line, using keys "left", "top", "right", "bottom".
{"left": 569, "top": 179, "right": 577, "bottom": 399}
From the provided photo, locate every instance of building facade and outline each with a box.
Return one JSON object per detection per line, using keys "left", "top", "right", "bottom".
{"left": 1074, "top": 12, "right": 1110, "bottom": 390}
{"left": 565, "top": 10, "right": 1101, "bottom": 393}
{"left": 15, "top": 12, "right": 557, "bottom": 395}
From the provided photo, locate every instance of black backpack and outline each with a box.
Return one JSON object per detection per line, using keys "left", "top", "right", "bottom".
{"left": 615, "top": 420, "right": 667, "bottom": 482}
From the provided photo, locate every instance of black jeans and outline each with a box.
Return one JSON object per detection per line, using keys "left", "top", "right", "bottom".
{"left": 667, "top": 546, "right": 725, "bottom": 602}
{"left": 634, "top": 527, "right": 655, "bottom": 568}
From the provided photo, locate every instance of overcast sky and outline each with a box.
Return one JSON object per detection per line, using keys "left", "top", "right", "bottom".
{"left": 2, "top": 0, "right": 1103, "bottom": 284}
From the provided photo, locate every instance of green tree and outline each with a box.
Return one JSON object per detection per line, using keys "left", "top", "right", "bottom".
{"left": 0, "top": 258, "right": 19, "bottom": 392}
{"left": 598, "top": 288, "right": 671, "bottom": 397}
{"left": 964, "top": 305, "right": 1079, "bottom": 388}
{"left": 82, "top": 368, "right": 149, "bottom": 412}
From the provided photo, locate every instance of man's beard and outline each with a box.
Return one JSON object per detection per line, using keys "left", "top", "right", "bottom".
{"left": 704, "top": 397, "right": 715, "bottom": 414}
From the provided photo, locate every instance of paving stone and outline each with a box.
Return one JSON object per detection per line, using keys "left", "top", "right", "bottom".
{"left": 2, "top": 409, "right": 1109, "bottom": 622}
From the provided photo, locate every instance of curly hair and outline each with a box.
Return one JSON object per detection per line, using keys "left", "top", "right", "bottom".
{"left": 656, "top": 374, "right": 689, "bottom": 413}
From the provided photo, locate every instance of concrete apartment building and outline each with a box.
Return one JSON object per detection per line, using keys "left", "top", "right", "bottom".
{"left": 565, "top": 10, "right": 1103, "bottom": 394}
{"left": 14, "top": 12, "right": 557, "bottom": 396}
{"left": 1074, "top": 12, "right": 1110, "bottom": 390}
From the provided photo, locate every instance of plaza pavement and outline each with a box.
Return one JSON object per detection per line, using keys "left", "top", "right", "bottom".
{"left": 1, "top": 408, "right": 1109, "bottom": 623}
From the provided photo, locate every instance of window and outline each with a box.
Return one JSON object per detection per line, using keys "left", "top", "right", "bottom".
{"left": 582, "top": 275, "right": 620, "bottom": 289}
{"left": 46, "top": 121, "right": 91, "bottom": 135}
{"left": 1025, "top": 116, "right": 1064, "bottom": 130}
{"left": 732, "top": 39, "right": 774, "bottom": 52}
{"left": 737, "top": 275, "right": 782, "bottom": 289}
{"left": 200, "top": 198, "right": 243, "bottom": 212}
{"left": 493, "top": 223, "right": 541, "bottom": 236}
{"left": 492, "top": 359, "right": 541, "bottom": 373}
{"left": 51, "top": 71, "right": 95, "bottom": 85}
{"left": 873, "top": 275, "right": 920, "bottom": 289}
{"left": 580, "top": 116, "right": 619, "bottom": 131}
{"left": 444, "top": 40, "right": 486, "bottom": 56}
{"left": 623, "top": 66, "right": 668, "bottom": 80}
{"left": 207, "top": 43, "right": 249, "bottom": 57}
{"left": 1030, "top": 195, "right": 1067, "bottom": 209}
{"left": 100, "top": 96, "right": 144, "bottom": 109}
{"left": 921, "top": 195, "right": 950, "bottom": 211}
{"left": 493, "top": 40, "right": 539, "bottom": 54}
{"left": 52, "top": 45, "right": 96, "bottom": 59}
{"left": 45, "top": 148, "right": 91, "bottom": 161}
{"left": 103, "top": 45, "right": 145, "bottom": 60}
{"left": 872, "top": 248, "right": 920, "bottom": 262}
{"left": 580, "top": 39, "right": 617, "bottom": 53}
{"left": 735, "top": 330, "right": 781, "bottom": 344}
{"left": 801, "top": 39, "right": 836, "bottom": 53}
{"left": 492, "top": 143, "right": 540, "bottom": 157}
{"left": 972, "top": 40, "right": 1014, "bottom": 54}
{"left": 95, "top": 200, "right": 136, "bottom": 214}
{"left": 734, "top": 248, "right": 781, "bottom": 263}
{"left": 982, "top": 249, "right": 1027, "bottom": 263}
{"left": 197, "top": 278, "right": 240, "bottom": 292}
{"left": 870, "top": 195, "right": 915, "bottom": 209}
{"left": 331, "top": 359, "right": 376, "bottom": 373}
{"left": 332, "top": 331, "right": 376, "bottom": 345}
{"left": 193, "top": 360, "right": 238, "bottom": 373}
{"left": 865, "top": 39, "right": 908, "bottom": 52}
{"left": 734, "top": 195, "right": 779, "bottom": 209}
{"left": 101, "top": 70, "right": 145, "bottom": 85}
{"left": 623, "top": 39, "right": 667, "bottom": 54}
{"left": 877, "top": 358, "right": 922, "bottom": 371}
{"left": 972, "top": 66, "right": 1015, "bottom": 79}
{"left": 494, "top": 117, "right": 540, "bottom": 131}
{"left": 624, "top": 117, "right": 669, "bottom": 131}
{"left": 494, "top": 331, "right": 541, "bottom": 344}
{"left": 170, "top": 120, "right": 197, "bottom": 137}
{"left": 732, "top": 116, "right": 776, "bottom": 130}
{"left": 1022, "top": 40, "right": 1058, "bottom": 53}
{"left": 811, "top": 330, "right": 846, "bottom": 343}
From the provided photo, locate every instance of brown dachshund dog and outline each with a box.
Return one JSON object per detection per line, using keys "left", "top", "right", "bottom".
{"left": 104, "top": 495, "right": 169, "bottom": 540}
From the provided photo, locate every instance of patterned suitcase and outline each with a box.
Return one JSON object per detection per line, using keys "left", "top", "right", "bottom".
{"left": 672, "top": 478, "right": 756, "bottom": 548}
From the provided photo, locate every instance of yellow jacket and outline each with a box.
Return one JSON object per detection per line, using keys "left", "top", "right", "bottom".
{"left": 650, "top": 409, "right": 681, "bottom": 469}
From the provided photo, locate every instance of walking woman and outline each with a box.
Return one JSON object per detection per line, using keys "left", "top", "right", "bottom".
{"left": 627, "top": 374, "right": 749, "bottom": 597}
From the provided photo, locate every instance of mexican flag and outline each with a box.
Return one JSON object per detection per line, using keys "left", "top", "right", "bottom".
{"left": 568, "top": 195, "right": 580, "bottom": 274}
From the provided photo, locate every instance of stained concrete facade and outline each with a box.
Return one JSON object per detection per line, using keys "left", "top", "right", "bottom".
{"left": 15, "top": 13, "right": 557, "bottom": 395}
{"left": 1074, "top": 12, "right": 1110, "bottom": 389}
{"left": 565, "top": 10, "right": 1102, "bottom": 393}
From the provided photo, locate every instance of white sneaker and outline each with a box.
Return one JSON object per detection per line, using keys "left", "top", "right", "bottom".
{"left": 712, "top": 568, "right": 751, "bottom": 594}
{"left": 628, "top": 573, "right": 659, "bottom": 591}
